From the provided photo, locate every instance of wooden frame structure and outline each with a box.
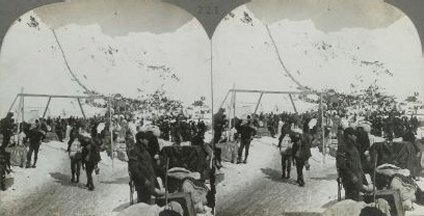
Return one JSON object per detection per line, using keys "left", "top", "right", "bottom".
{"left": 8, "top": 93, "right": 104, "bottom": 120}
{"left": 219, "top": 88, "right": 328, "bottom": 163}
{"left": 219, "top": 88, "right": 317, "bottom": 115}
{"left": 7, "top": 92, "right": 118, "bottom": 167}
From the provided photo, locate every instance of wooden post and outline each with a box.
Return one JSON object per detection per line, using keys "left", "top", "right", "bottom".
{"left": 233, "top": 90, "right": 236, "bottom": 119}
{"left": 16, "top": 95, "right": 22, "bottom": 145}
{"left": 253, "top": 92, "right": 264, "bottom": 115}
{"left": 320, "top": 92, "right": 325, "bottom": 164}
{"left": 228, "top": 98, "right": 232, "bottom": 132}
{"left": 210, "top": 38, "right": 215, "bottom": 151}
{"left": 288, "top": 94, "right": 298, "bottom": 113}
{"left": 227, "top": 84, "right": 235, "bottom": 130}
{"left": 218, "top": 90, "right": 231, "bottom": 111}
{"left": 42, "top": 97, "right": 52, "bottom": 118}
{"left": 207, "top": 38, "right": 217, "bottom": 215}
{"left": 7, "top": 94, "right": 19, "bottom": 114}
{"left": 108, "top": 95, "right": 114, "bottom": 169}
{"left": 21, "top": 88, "right": 25, "bottom": 122}
{"left": 77, "top": 98, "right": 86, "bottom": 119}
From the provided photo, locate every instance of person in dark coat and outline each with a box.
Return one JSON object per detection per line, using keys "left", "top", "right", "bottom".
{"left": 402, "top": 129, "right": 421, "bottom": 179}
{"left": 146, "top": 131, "right": 160, "bottom": 160}
{"left": 355, "top": 126, "right": 371, "bottom": 184}
{"left": 236, "top": 119, "right": 256, "bottom": 164}
{"left": 292, "top": 131, "right": 311, "bottom": 187}
{"left": 0, "top": 112, "right": 15, "bottom": 150}
{"left": 410, "top": 115, "right": 419, "bottom": 134}
{"left": 26, "top": 124, "right": 46, "bottom": 168}
{"left": 337, "top": 127, "right": 366, "bottom": 201}
{"left": 267, "top": 114, "right": 276, "bottom": 138}
{"left": 128, "top": 132, "right": 164, "bottom": 204}
{"left": 213, "top": 108, "right": 226, "bottom": 144}
{"left": 213, "top": 108, "right": 226, "bottom": 169}
{"left": 81, "top": 136, "right": 101, "bottom": 191}
{"left": 55, "top": 117, "right": 64, "bottom": 142}
{"left": 145, "top": 131, "right": 165, "bottom": 181}
{"left": 125, "top": 130, "right": 136, "bottom": 157}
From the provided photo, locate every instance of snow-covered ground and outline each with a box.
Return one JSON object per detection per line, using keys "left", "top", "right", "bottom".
{"left": 216, "top": 136, "right": 338, "bottom": 215}
{"left": 2, "top": 136, "right": 424, "bottom": 216}
{"left": 0, "top": 141, "right": 136, "bottom": 216}
{"left": 0, "top": 139, "right": 214, "bottom": 216}
{"left": 216, "top": 136, "right": 424, "bottom": 216}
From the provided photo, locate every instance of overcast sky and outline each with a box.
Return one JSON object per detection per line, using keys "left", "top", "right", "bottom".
{"left": 0, "top": 0, "right": 423, "bottom": 117}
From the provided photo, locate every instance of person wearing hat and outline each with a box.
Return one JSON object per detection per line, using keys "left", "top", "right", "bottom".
{"left": 26, "top": 123, "right": 46, "bottom": 168}
{"left": 278, "top": 121, "right": 293, "bottom": 178}
{"left": 355, "top": 125, "right": 371, "bottom": 184}
{"left": 213, "top": 109, "right": 226, "bottom": 169}
{"left": 291, "top": 129, "right": 310, "bottom": 187}
{"left": 236, "top": 118, "right": 256, "bottom": 164}
{"left": 145, "top": 130, "right": 164, "bottom": 180}
{"left": 67, "top": 125, "right": 80, "bottom": 152}
{"left": 128, "top": 131, "right": 165, "bottom": 204}
{"left": 81, "top": 136, "right": 101, "bottom": 191}
{"left": 336, "top": 127, "right": 367, "bottom": 201}
{"left": 69, "top": 135, "right": 83, "bottom": 183}
{"left": 0, "top": 112, "right": 15, "bottom": 150}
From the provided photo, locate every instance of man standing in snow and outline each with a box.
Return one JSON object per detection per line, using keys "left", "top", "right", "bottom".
{"left": 81, "top": 136, "right": 101, "bottom": 191}
{"left": 336, "top": 127, "right": 367, "bottom": 201}
{"left": 355, "top": 126, "right": 371, "bottom": 184}
{"left": 128, "top": 132, "right": 164, "bottom": 204}
{"left": 292, "top": 130, "right": 311, "bottom": 187}
{"left": 67, "top": 125, "right": 79, "bottom": 152}
{"left": 278, "top": 121, "right": 292, "bottom": 178}
{"left": 236, "top": 118, "right": 256, "bottom": 164}
{"left": 26, "top": 124, "right": 45, "bottom": 168}
{"left": 213, "top": 108, "right": 226, "bottom": 169}
{"left": 69, "top": 135, "right": 82, "bottom": 183}
{"left": 55, "top": 117, "right": 64, "bottom": 142}
{"left": 267, "top": 113, "right": 277, "bottom": 138}
{"left": 213, "top": 108, "right": 226, "bottom": 144}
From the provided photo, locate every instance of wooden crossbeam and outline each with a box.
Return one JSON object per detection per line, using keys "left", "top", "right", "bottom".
{"left": 17, "top": 93, "right": 103, "bottom": 99}
{"left": 229, "top": 89, "right": 315, "bottom": 95}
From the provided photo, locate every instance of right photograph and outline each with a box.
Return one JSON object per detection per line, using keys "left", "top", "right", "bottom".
{"left": 212, "top": 1, "right": 424, "bottom": 216}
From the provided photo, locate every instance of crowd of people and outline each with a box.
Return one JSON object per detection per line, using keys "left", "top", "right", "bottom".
{"left": 212, "top": 103, "right": 423, "bottom": 194}
{"left": 1, "top": 98, "right": 423, "bottom": 214}
{"left": 0, "top": 108, "right": 213, "bottom": 215}
{"left": 154, "top": 115, "right": 208, "bottom": 144}
{"left": 212, "top": 109, "right": 321, "bottom": 173}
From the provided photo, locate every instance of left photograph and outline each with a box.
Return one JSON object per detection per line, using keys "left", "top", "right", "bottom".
{"left": 0, "top": 1, "right": 215, "bottom": 216}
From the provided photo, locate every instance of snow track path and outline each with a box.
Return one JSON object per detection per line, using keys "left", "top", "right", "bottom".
{"left": 0, "top": 141, "right": 131, "bottom": 216}
{"left": 216, "top": 137, "right": 338, "bottom": 216}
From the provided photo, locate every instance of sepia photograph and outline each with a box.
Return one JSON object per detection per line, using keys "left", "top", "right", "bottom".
{"left": 1, "top": 0, "right": 424, "bottom": 216}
